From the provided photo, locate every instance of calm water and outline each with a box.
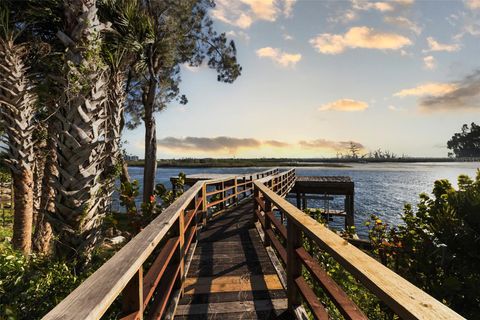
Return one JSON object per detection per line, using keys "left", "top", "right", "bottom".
{"left": 125, "top": 162, "right": 479, "bottom": 237}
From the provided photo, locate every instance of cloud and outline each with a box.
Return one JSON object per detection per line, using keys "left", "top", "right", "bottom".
{"left": 394, "top": 83, "right": 458, "bottom": 97}
{"left": 425, "top": 37, "right": 461, "bottom": 52}
{"left": 419, "top": 70, "right": 480, "bottom": 111}
{"left": 319, "top": 99, "right": 368, "bottom": 112}
{"left": 384, "top": 16, "right": 422, "bottom": 35}
{"left": 283, "top": 0, "right": 297, "bottom": 17}
{"left": 157, "top": 136, "right": 290, "bottom": 154}
{"left": 352, "top": 0, "right": 394, "bottom": 12}
{"left": 157, "top": 136, "right": 365, "bottom": 154}
{"left": 211, "top": 0, "right": 296, "bottom": 29}
{"left": 256, "top": 47, "right": 302, "bottom": 67}
{"left": 423, "top": 55, "right": 436, "bottom": 70}
{"left": 299, "top": 139, "right": 365, "bottom": 151}
{"left": 226, "top": 30, "right": 251, "bottom": 42}
{"left": 309, "top": 26, "right": 412, "bottom": 54}
{"left": 465, "top": 0, "right": 480, "bottom": 9}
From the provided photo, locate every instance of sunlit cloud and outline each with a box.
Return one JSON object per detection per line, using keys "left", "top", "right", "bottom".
{"left": 299, "top": 139, "right": 365, "bottom": 151}
{"left": 309, "top": 26, "right": 412, "bottom": 54}
{"left": 465, "top": 0, "right": 480, "bottom": 10}
{"left": 157, "top": 136, "right": 365, "bottom": 155}
{"left": 256, "top": 47, "right": 302, "bottom": 67}
{"left": 423, "top": 55, "right": 436, "bottom": 70}
{"left": 424, "top": 37, "right": 461, "bottom": 52}
{"left": 211, "top": 0, "right": 296, "bottom": 29}
{"left": 419, "top": 70, "right": 480, "bottom": 112}
{"left": 394, "top": 83, "right": 458, "bottom": 97}
{"left": 384, "top": 16, "right": 422, "bottom": 35}
{"left": 319, "top": 99, "right": 368, "bottom": 112}
{"left": 352, "top": 0, "right": 394, "bottom": 12}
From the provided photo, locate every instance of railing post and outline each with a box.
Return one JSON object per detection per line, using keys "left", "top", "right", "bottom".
{"left": 122, "top": 267, "right": 143, "bottom": 319}
{"left": 264, "top": 198, "right": 272, "bottom": 247}
{"left": 253, "top": 184, "right": 259, "bottom": 222}
{"left": 345, "top": 193, "right": 354, "bottom": 229}
{"left": 234, "top": 178, "right": 238, "bottom": 206}
{"left": 287, "top": 219, "right": 302, "bottom": 311}
{"left": 202, "top": 183, "right": 207, "bottom": 226}
{"left": 220, "top": 182, "right": 225, "bottom": 211}
{"left": 178, "top": 209, "right": 185, "bottom": 296}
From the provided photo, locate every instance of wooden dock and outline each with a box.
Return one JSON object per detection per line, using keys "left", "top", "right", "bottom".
{"left": 44, "top": 168, "right": 465, "bottom": 320}
{"left": 174, "top": 201, "right": 288, "bottom": 319}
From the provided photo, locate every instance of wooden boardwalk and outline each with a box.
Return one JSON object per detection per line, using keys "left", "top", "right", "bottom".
{"left": 174, "top": 201, "right": 289, "bottom": 319}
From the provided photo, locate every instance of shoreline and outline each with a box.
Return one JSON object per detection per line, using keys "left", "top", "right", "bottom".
{"left": 126, "top": 158, "right": 480, "bottom": 168}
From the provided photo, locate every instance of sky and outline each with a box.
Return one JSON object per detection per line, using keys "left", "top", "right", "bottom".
{"left": 124, "top": 0, "right": 480, "bottom": 159}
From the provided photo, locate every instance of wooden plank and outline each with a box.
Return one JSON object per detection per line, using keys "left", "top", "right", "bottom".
{"left": 183, "top": 225, "right": 197, "bottom": 255}
{"left": 146, "top": 264, "right": 181, "bottom": 320}
{"left": 265, "top": 211, "right": 287, "bottom": 239}
{"left": 175, "top": 299, "right": 287, "bottom": 316}
{"left": 295, "top": 277, "right": 329, "bottom": 320}
{"left": 296, "top": 247, "right": 367, "bottom": 320}
{"left": 183, "top": 274, "right": 283, "bottom": 295}
{"left": 254, "top": 181, "right": 465, "bottom": 320}
{"left": 286, "top": 217, "right": 302, "bottom": 310}
{"left": 43, "top": 182, "right": 203, "bottom": 320}
{"left": 266, "top": 229, "right": 287, "bottom": 264}
{"left": 143, "top": 237, "right": 180, "bottom": 306}
{"left": 255, "top": 196, "right": 266, "bottom": 212}
{"left": 122, "top": 267, "right": 143, "bottom": 318}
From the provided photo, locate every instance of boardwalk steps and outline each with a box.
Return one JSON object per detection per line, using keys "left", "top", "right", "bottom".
{"left": 174, "top": 202, "right": 288, "bottom": 319}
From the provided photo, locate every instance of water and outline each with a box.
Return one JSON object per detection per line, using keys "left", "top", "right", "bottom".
{"left": 123, "top": 162, "right": 479, "bottom": 237}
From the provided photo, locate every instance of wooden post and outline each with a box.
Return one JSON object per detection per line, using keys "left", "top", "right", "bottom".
{"left": 178, "top": 210, "right": 185, "bottom": 295}
{"left": 220, "top": 182, "right": 225, "bottom": 211}
{"left": 122, "top": 267, "right": 143, "bottom": 318}
{"left": 202, "top": 184, "right": 207, "bottom": 226}
{"left": 296, "top": 192, "right": 301, "bottom": 209}
{"left": 345, "top": 194, "right": 355, "bottom": 229}
{"left": 287, "top": 219, "right": 302, "bottom": 311}
{"left": 302, "top": 193, "right": 307, "bottom": 210}
{"left": 234, "top": 178, "right": 238, "bottom": 206}
{"left": 253, "top": 186, "right": 259, "bottom": 222}
{"left": 264, "top": 198, "right": 272, "bottom": 247}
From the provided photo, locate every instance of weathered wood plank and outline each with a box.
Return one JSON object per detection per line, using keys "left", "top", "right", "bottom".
{"left": 175, "top": 299, "right": 288, "bottom": 316}
{"left": 296, "top": 247, "right": 367, "bottom": 320}
{"left": 295, "top": 277, "right": 329, "bottom": 319}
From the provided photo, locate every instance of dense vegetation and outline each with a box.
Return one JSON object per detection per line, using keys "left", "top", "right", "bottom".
{"left": 366, "top": 171, "right": 480, "bottom": 318}
{"left": 448, "top": 122, "right": 480, "bottom": 158}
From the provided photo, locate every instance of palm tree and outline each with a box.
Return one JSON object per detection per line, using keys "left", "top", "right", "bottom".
{"left": 0, "top": 22, "right": 37, "bottom": 255}
{"left": 51, "top": 0, "right": 109, "bottom": 259}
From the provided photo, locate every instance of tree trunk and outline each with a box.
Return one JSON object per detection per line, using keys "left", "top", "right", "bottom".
{"left": 32, "top": 134, "right": 56, "bottom": 254}
{"left": 120, "top": 158, "right": 137, "bottom": 214}
{"left": 142, "top": 79, "right": 157, "bottom": 203}
{"left": 12, "top": 168, "right": 33, "bottom": 254}
{"left": 32, "top": 134, "right": 47, "bottom": 226}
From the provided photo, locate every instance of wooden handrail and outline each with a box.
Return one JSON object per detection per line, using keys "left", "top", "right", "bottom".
{"left": 254, "top": 173, "right": 465, "bottom": 320}
{"left": 43, "top": 168, "right": 280, "bottom": 320}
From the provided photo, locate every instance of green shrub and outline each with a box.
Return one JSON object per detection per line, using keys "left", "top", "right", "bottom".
{"left": 366, "top": 171, "right": 480, "bottom": 318}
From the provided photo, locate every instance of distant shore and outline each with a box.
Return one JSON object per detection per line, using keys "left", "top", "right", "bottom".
{"left": 126, "top": 157, "right": 480, "bottom": 168}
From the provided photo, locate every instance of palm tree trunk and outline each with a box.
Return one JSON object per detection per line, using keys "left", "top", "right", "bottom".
{"left": 33, "top": 132, "right": 56, "bottom": 254}
{"left": 12, "top": 169, "right": 33, "bottom": 253}
{"left": 0, "top": 35, "right": 36, "bottom": 255}
{"left": 52, "top": 0, "right": 109, "bottom": 260}
{"left": 142, "top": 79, "right": 157, "bottom": 203}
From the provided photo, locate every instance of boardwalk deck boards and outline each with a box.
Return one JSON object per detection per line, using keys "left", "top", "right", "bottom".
{"left": 174, "top": 202, "right": 289, "bottom": 319}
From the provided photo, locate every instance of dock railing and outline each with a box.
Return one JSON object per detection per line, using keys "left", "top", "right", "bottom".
{"left": 42, "top": 168, "right": 278, "bottom": 320}
{"left": 253, "top": 169, "right": 465, "bottom": 320}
